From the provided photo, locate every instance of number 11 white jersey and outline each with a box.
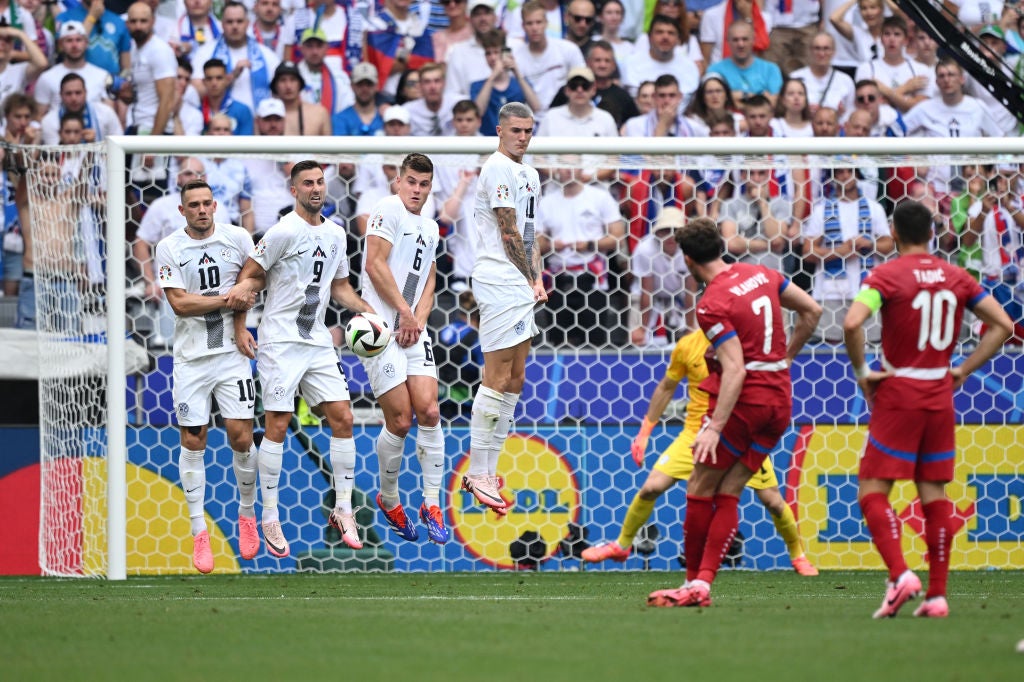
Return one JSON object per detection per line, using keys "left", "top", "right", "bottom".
{"left": 360, "top": 194, "right": 440, "bottom": 328}
{"left": 154, "top": 222, "right": 253, "bottom": 362}
{"left": 472, "top": 151, "right": 541, "bottom": 285}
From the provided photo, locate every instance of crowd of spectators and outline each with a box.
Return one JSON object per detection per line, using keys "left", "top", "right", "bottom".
{"left": 2, "top": 0, "right": 1024, "bottom": 347}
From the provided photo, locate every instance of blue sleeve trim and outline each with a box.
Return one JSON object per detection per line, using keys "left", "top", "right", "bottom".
{"left": 711, "top": 329, "right": 737, "bottom": 348}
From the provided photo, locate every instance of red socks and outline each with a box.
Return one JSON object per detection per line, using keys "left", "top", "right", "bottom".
{"left": 683, "top": 495, "right": 713, "bottom": 582}
{"left": 860, "top": 492, "right": 909, "bottom": 582}
{"left": 696, "top": 494, "right": 740, "bottom": 584}
{"left": 923, "top": 499, "right": 954, "bottom": 599}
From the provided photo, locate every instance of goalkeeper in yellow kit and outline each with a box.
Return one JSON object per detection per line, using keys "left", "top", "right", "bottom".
{"left": 581, "top": 329, "right": 819, "bottom": 575}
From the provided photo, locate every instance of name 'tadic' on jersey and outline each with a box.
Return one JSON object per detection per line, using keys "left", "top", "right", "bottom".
{"left": 251, "top": 211, "right": 350, "bottom": 347}
{"left": 472, "top": 151, "right": 541, "bottom": 285}
{"left": 361, "top": 194, "right": 440, "bottom": 329}
{"left": 862, "top": 253, "right": 986, "bottom": 410}
{"left": 697, "top": 262, "right": 792, "bottom": 406}
{"left": 155, "top": 222, "right": 254, "bottom": 362}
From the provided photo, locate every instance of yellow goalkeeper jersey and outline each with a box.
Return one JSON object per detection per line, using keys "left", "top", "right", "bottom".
{"left": 662, "top": 329, "right": 711, "bottom": 437}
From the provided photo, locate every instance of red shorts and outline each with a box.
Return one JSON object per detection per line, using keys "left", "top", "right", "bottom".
{"left": 703, "top": 401, "right": 790, "bottom": 473}
{"left": 859, "top": 406, "right": 956, "bottom": 482}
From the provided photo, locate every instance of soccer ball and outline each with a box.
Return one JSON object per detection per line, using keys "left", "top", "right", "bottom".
{"left": 345, "top": 312, "right": 392, "bottom": 358}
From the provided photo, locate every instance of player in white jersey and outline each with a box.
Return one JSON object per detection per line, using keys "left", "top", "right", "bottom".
{"left": 462, "top": 102, "right": 547, "bottom": 514}
{"left": 154, "top": 180, "right": 260, "bottom": 573}
{"left": 227, "top": 161, "right": 373, "bottom": 558}
{"left": 360, "top": 153, "right": 448, "bottom": 545}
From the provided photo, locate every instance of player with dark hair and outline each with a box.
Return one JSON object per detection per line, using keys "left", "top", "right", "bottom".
{"left": 360, "top": 153, "right": 449, "bottom": 545}
{"left": 648, "top": 217, "right": 822, "bottom": 607}
{"left": 226, "top": 160, "right": 373, "bottom": 558}
{"left": 843, "top": 199, "right": 1012, "bottom": 618}
{"left": 154, "top": 179, "right": 259, "bottom": 572}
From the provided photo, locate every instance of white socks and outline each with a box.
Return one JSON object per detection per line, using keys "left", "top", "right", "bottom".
{"left": 258, "top": 438, "right": 284, "bottom": 524}
{"left": 232, "top": 443, "right": 258, "bottom": 518}
{"left": 178, "top": 447, "right": 207, "bottom": 536}
{"left": 376, "top": 429, "right": 405, "bottom": 510}
{"left": 489, "top": 392, "right": 519, "bottom": 475}
{"left": 416, "top": 423, "right": 445, "bottom": 508}
{"left": 469, "top": 386, "right": 503, "bottom": 476}
{"left": 330, "top": 437, "right": 357, "bottom": 514}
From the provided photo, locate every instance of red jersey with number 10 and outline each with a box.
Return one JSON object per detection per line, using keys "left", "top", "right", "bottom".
{"left": 862, "top": 254, "right": 986, "bottom": 411}
{"left": 697, "top": 262, "right": 792, "bottom": 407}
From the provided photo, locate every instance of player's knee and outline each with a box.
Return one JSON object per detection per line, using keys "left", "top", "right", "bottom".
{"left": 389, "top": 411, "right": 414, "bottom": 437}
{"left": 417, "top": 404, "right": 440, "bottom": 427}
{"left": 325, "top": 403, "right": 354, "bottom": 434}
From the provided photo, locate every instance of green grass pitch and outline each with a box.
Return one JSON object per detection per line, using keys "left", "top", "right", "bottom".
{"left": 1, "top": 571, "right": 1021, "bottom": 681}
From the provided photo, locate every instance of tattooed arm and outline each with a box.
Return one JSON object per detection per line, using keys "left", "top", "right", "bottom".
{"left": 495, "top": 206, "right": 534, "bottom": 283}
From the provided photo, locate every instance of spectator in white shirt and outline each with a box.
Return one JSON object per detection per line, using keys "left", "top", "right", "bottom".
{"left": 537, "top": 66, "right": 618, "bottom": 137}
{"left": 790, "top": 32, "right": 856, "bottom": 117}
{"left": 853, "top": 15, "right": 933, "bottom": 113}
{"left": 406, "top": 62, "right": 460, "bottom": 135}
{"left": 34, "top": 21, "right": 112, "bottom": 117}
{"left": 41, "top": 73, "right": 124, "bottom": 144}
{"left": 444, "top": 0, "right": 500, "bottom": 98}
{"left": 623, "top": 14, "right": 699, "bottom": 100}
{"left": 511, "top": 0, "right": 586, "bottom": 115}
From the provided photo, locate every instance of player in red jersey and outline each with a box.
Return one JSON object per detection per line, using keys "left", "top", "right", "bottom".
{"left": 648, "top": 217, "right": 822, "bottom": 608}
{"left": 843, "top": 200, "right": 1013, "bottom": 619}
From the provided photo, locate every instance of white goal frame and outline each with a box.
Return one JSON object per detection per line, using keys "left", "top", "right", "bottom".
{"left": 102, "top": 134, "right": 1024, "bottom": 580}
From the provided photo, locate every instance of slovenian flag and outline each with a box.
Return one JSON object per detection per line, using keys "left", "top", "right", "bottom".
{"left": 363, "top": 15, "right": 434, "bottom": 91}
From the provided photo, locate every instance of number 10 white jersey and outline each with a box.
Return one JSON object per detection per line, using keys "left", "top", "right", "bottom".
{"left": 361, "top": 194, "right": 440, "bottom": 328}
{"left": 472, "top": 151, "right": 541, "bottom": 285}
{"left": 154, "top": 222, "right": 253, "bottom": 362}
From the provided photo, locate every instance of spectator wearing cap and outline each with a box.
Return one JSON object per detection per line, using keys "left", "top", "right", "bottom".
{"left": 381, "top": 103, "right": 412, "bottom": 134}
{"left": 332, "top": 62, "right": 386, "bottom": 136}
{"left": 269, "top": 61, "right": 332, "bottom": 135}
{"left": 190, "top": 1, "right": 280, "bottom": 113}
{"left": 445, "top": 0, "right": 500, "bottom": 98}
{"left": 629, "top": 207, "right": 698, "bottom": 347}
{"left": 433, "top": 0, "right": 473, "bottom": 63}
{"left": 295, "top": 27, "right": 354, "bottom": 117}
{"left": 549, "top": 40, "right": 640, "bottom": 127}
{"left": 966, "top": 24, "right": 1020, "bottom": 136}
{"left": 254, "top": 96, "right": 286, "bottom": 134}
{"left": 512, "top": 0, "right": 586, "bottom": 116}
{"left": 194, "top": 58, "right": 255, "bottom": 135}
{"left": 172, "top": 0, "right": 221, "bottom": 60}
{"left": 290, "top": 0, "right": 356, "bottom": 74}
{"left": 0, "top": 24, "right": 48, "bottom": 107}
{"left": 406, "top": 62, "right": 460, "bottom": 135}
{"left": 251, "top": 0, "right": 295, "bottom": 62}
{"left": 34, "top": 20, "right": 113, "bottom": 117}
{"left": 471, "top": 28, "right": 543, "bottom": 135}
{"left": 537, "top": 66, "right": 618, "bottom": 137}
{"left": 57, "top": 0, "right": 132, "bottom": 76}
{"left": 622, "top": 14, "right": 699, "bottom": 102}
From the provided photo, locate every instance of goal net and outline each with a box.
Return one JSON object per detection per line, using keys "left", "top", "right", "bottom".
{"left": 26, "top": 135, "right": 1023, "bottom": 578}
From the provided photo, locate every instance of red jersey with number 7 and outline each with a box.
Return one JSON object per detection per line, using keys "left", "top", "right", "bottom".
{"left": 696, "top": 262, "right": 792, "bottom": 407}
{"left": 861, "top": 254, "right": 986, "bottom": 410}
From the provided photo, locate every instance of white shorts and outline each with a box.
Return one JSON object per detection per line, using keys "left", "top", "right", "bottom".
{"left": 173, "top": 351, "right": 255, "bottom": 427}
{"left": 258, "top": 341, "right": 350, "bottom": 412}
{"left": 360, "top": 329, "right": 438, "bottom": 398}
{"left": 474, "top": 279, "right": 538, "bottom": 353}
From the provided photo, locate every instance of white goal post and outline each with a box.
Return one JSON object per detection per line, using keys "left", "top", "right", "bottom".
{"left": 88, "top": 135, "right": 1024, "bottom": 580}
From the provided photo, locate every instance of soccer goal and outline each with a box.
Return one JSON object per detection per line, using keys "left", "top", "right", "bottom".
{"left": 26, "top": 135, "right": 1023, "bottom": 579}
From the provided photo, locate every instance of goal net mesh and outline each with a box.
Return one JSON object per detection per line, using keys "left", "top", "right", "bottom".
{"left": 27, "top": 139, "right": 1023, "bottom": 576}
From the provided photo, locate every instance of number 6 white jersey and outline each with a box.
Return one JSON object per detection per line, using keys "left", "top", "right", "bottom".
{"left": 154, "top": 222, "right": 254, "bottom": 362}
{"left": 360, "top": 194, "right": 440, "bottom": 328}
{"left": 472, "top": 151, "right": 541, "bottom": 285}
{"left": 251, "top": 210, "right": 350, "bottom": 348}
